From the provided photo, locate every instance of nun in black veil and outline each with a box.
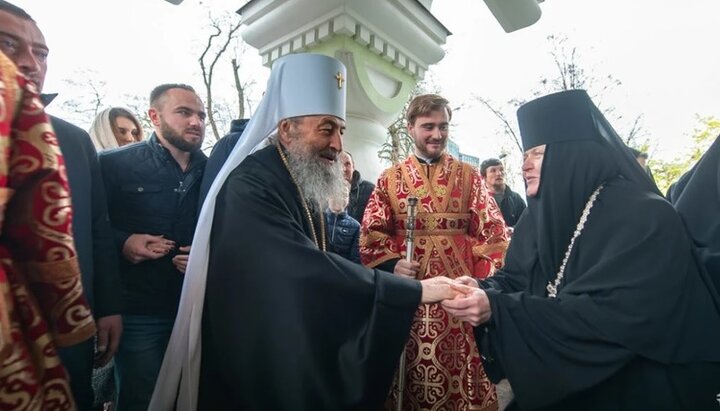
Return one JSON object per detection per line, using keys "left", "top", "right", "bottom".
{"left": 443, "top": 89, "right": 720, "bottom": 410}
{"left": 669, "top": 134, "right": 720, "bottom": 292}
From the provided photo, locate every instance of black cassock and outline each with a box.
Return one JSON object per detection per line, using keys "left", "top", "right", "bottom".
{"left": 198, "top": 145, "right": 420, "bottom": 410}
{"left": 474, "top": 130, "right": 720, "bottom": 409}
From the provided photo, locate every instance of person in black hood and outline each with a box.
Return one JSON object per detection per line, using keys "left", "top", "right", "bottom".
{"left": 442, "top": 89, "right": 720, "bottom": 411}
{"left": 669, "top": 134, "right": 720, "bottom": 290}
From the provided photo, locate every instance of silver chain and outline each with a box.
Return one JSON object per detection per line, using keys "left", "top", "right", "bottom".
{"left": 546, "top": 184, "right": 605, "bottom": 298}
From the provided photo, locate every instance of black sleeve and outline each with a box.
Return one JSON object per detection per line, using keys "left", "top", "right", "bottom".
{"left": 376, "top": 257, "right": 400, "bottom": 273}
{"left": 85, "top": 139, "right": 122, "bottom": 317}
{"left": 198, "top": 134, "right": 239, "bottom": 211}
{"left": 479, "top": 289, "right": 632, "bottom": 409}
{"left": 479, "top": 268, "right": 528, "bottom": 293}
{"left": 204, "top": 164, "right": 420, "bottom": 409}
{"left": 98, "top": 153, "right": 131, "bottom": 256}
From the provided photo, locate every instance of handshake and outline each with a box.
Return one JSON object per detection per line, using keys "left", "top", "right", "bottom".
{"left": 420, "top": 276, "right": 492, "bottom": 326}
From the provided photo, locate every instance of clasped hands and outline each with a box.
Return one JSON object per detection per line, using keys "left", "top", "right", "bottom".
{"left": 419, "top": 275, "right": 492, "bottom": 326}
{"left": 122, "top": 234, "right": 192, "bottom": 273}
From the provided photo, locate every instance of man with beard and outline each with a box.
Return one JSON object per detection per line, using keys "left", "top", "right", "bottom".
{"left": 443, "top": 90, "right": 720, "bottom": 410}
{"left": 360, "top": 94, "right": 508, "bottom": 411}
{"left": 150, "top": 53, "right": 462, "bottom": 411}
{"left": 99, "top": 83, "right": 207, "bottom": 411}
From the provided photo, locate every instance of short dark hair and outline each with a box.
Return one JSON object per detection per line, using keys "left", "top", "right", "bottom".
{"left": 480, "top": 158, "right": 502, "bottom": 177}
{"left": 406, "top": 94, "right": 452, "bottom": 125}
{"left": 0, "top": 0, "right": 34, "bottom": 21}
{"left": 150, "top": 83, "right": 196, "bottom": 107}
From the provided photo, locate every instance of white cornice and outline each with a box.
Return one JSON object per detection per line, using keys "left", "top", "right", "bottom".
{"left": 238, "top": 0, "right": 450, "bottom": 78}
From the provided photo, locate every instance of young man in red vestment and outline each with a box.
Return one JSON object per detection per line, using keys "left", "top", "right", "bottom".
{"left": 360, "top": 94, "right": 509, "bottom": 410}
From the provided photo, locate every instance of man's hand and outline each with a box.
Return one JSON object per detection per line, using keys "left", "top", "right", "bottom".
{"left": 441, "top": 289, "right": 492, "bottom": 326}
{"left": 454, "top": 276, "right": 480, "bottom": 289}
{"left": 394, "top": 259, "right": 421, "bottom": 279}
{"left": 94, "top": 314, "right": 122, "bottom": 367}
{"left": 420, "top": 276, "right": 475, "bottom": 304}
{"left": 172, "top": 245, "right": 191, "bottom": 273}
{"left": 122, "top": 234, "right": 174, "bottom": 264}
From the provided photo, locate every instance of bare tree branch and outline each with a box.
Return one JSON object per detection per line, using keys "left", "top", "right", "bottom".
{"left": 231, "top": 58, "right": 245, "bottom": 119}
{"left": 474, "top": 96, "right": 523, "bottom": 154}
{"left": 623, "top": 114, "right": 645, "bottom": 145}
{"left": 199, "top": 16, "right": 243, "bottom": 141}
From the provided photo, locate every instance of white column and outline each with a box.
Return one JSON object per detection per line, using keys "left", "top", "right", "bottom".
{"left": 237, "top": 0, "right": 450, "bottom": 178}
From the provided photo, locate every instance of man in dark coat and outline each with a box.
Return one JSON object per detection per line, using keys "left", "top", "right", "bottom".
{"left": 0, "top": 4, "right": 123, "bottom": 409}
{"left": 50, "top": 113, "right": 123, "bottom": 409}
{"left": 341, "top": 151, "right": 375, "bottom": 223}
{"left": 324, "top": 190, "right": 361, "bottom": 263}
{"left": 443, "top": 90, "right": 720, "bottom": 410}
{"left": 480, "top": 157, "right": 526, "bottom": 227}
{"left": 150, "top": 53, "right": 461, "bottom": 411}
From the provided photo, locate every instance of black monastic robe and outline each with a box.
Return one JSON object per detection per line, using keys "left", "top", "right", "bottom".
{"left": 472, "top": 94, "right": 720, "bottom": 411}
{"left": 474, "top": 91, "right": 720, "bottom": 411}
{"left": 198, "top": 145, "right": 421, "bottom": 410}
{"left": 478, "top": 177, "right": 720, "bottom": 410}
{"left": 670, "top": 134, "right": 720, "bottom": 291}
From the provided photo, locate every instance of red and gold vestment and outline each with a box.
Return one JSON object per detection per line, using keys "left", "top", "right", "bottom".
{"left": 361, "top": 154, "right": 508, "bottom": 411}
{"left": 0, "top": 54, "right": 95, "bottom": 411}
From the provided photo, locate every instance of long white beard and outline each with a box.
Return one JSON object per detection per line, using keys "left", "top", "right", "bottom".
{"left": 285, "top": 142, "right": 346, "bottom": 211}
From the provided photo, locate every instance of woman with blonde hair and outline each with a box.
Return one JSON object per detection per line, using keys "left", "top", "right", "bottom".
{"left": 89, "top": 107, "right": 144, "bottom": 150}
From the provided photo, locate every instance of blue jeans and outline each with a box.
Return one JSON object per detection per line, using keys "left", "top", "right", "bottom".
{"left": 114, "top": 315, "right": 174, "bottom": 411}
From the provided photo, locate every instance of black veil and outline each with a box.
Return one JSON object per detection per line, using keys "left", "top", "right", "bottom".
{"left": 670, "top": 135, "right": 720, "bottom": 290}
{"left": 477, "top": 90, "right": 720, "bottom": 409}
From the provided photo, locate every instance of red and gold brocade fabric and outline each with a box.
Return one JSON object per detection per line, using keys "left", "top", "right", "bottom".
{"left": 0, "top": 54, "right": 96, "bottom": 411}
{"left": 360, "top": 154, "right": 508, "bottom": 411}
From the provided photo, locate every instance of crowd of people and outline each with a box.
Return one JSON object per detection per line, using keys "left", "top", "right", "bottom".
{"left": 2, "top": 1, "right": 720, "bottom": 410}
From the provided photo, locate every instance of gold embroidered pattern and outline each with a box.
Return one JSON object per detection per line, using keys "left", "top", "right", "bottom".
{"left": 364, "top": 155, "right": 507, "bottom": 410}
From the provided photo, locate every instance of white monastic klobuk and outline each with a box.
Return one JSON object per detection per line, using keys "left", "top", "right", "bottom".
{"left": 149, "top": 53, "right": 347, "bottom": 411}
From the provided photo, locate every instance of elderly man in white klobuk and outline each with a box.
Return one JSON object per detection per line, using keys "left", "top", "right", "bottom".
{"left": 150, "top": 53, "right": 460, "bottom": 411}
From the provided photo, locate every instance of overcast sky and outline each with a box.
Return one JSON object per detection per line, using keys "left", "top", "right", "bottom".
{"left": 13, "top": 0, "right": 720, "bottom": 167}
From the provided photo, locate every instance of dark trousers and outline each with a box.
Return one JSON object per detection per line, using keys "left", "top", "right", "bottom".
{"left": 114, "top": 315, "right": 174, "bottom": 411}
{"left": 58, "top": 338, "right": 95, "bottom": 411}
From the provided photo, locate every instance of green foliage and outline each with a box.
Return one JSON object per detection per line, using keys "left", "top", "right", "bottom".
{"left": 650, "top": 116, "right": 720, "bottom": 194}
